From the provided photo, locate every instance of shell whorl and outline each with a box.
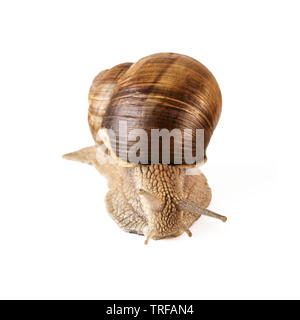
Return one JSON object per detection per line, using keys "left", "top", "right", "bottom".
{"left": 88, "top": 62, "right": 133, "bottom": 142}
{"left": 88, "top": 53, "right": 222, "bottom": 165}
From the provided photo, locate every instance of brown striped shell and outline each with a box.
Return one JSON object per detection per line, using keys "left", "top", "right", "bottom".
{"left": 88, "top": 53, "right": 222, "bottom": 166}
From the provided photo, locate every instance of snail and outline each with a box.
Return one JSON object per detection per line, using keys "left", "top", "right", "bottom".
{"left": 64, "top": 52, "right": 227, "bottom": 244}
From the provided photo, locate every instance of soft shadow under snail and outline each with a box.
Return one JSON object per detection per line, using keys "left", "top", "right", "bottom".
{"left": 64, "top": 52, "right": 227, "bottom": 244}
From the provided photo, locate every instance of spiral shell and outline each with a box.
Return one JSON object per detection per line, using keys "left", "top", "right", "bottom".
{"left": 88, "top": 53, "right": 222, "bottom": 165}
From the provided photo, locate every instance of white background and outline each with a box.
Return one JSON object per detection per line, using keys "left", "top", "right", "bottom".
{"left": 0, "top": 0, "right": 299, "bottom": 299}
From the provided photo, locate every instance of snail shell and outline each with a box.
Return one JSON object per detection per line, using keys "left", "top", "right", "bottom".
{"left": 88, "top": 53, "right": 222, "bottom": 166}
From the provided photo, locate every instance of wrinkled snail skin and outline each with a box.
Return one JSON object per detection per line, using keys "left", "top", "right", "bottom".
{"left": 64, "top": 52, "right": 226, "bottom": 244}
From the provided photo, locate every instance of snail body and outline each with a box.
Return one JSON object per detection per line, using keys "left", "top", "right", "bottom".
{"left": 64, "top": 53, "right": 226, "bottom": 244}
